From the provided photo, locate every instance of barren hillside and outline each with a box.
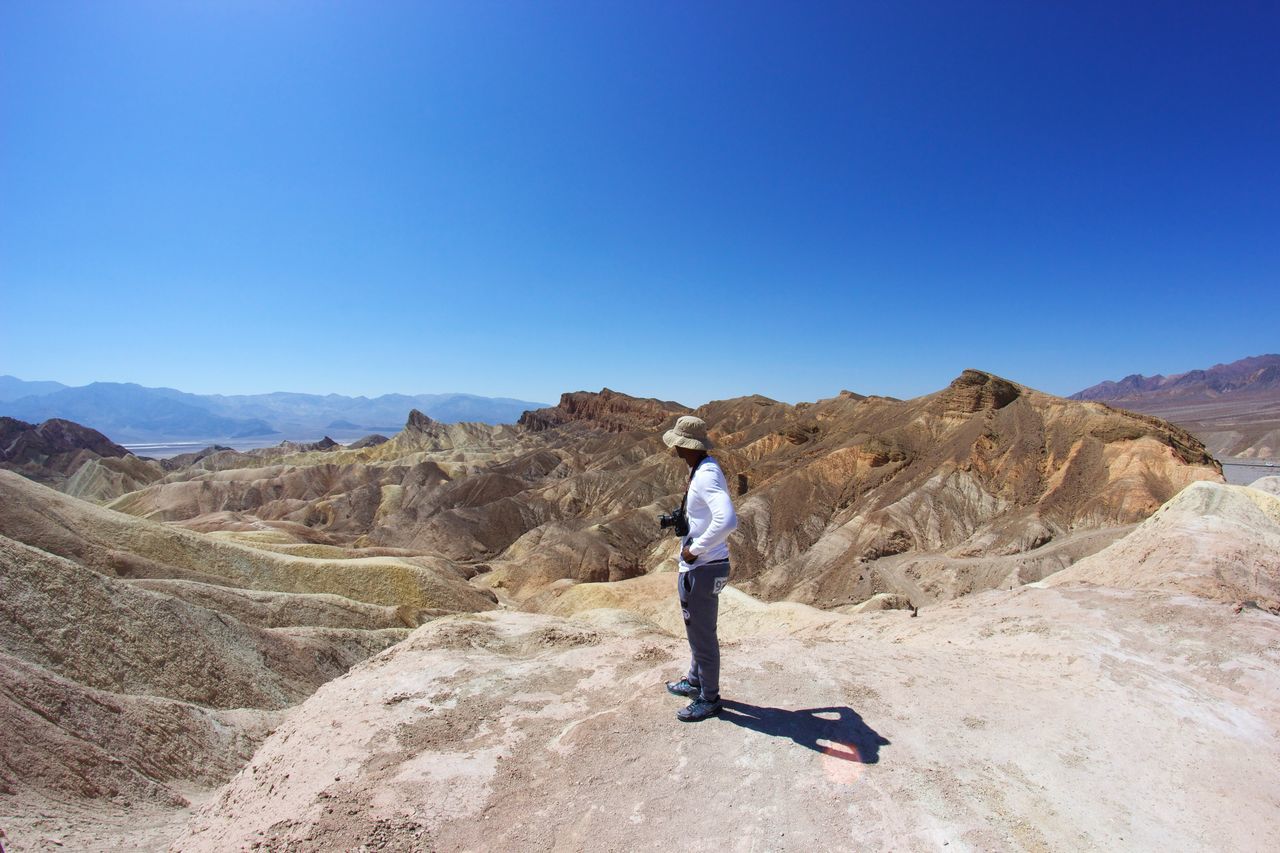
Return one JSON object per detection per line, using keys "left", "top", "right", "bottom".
{"left": 0, "top": 470, "right": 497, "bottom": 850}
{"left": 0, "top": 416, "right": 164, "bottom": 499}
{"left": 102, "top": 372, "right": 1223, "bottom": 611}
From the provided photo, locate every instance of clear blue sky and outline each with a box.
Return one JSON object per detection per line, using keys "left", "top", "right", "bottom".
{"left": 2, "top": 1, "right": 1276, "bottom": 406}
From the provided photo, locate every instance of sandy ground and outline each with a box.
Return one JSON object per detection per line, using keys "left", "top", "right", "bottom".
{"left": 169, "top": 586, "right": 1280, "bottom": 853}
{"left": 3, "top": 789, "right": 211, "bottom": 853}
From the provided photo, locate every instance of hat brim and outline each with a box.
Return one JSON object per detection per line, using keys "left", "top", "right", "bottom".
{"left": 663, "top": 429, "right": 712, "bottom": 451}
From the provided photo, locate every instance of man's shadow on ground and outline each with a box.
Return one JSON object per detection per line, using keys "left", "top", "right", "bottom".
{"left": 718, "top": 701, "right": 890, "bottom": 764}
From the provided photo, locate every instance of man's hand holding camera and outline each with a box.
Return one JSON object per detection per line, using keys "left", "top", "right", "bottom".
{"left": 658, "top": 504, "right": 700, "bottom": 564}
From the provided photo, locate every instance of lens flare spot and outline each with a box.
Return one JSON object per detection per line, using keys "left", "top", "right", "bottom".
{"left": 818, "top": 739, "right": 864, "bottom": 785}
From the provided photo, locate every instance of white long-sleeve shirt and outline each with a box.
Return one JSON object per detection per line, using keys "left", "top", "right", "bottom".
{"left": 678, "top": 456, "right": 738, "bottom": 572}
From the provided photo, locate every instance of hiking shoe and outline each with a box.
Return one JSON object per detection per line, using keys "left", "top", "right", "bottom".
{"left": 666, "top": 678, "right": 701, "bottom": 698}
{"left": 677, "top": 697, "right": 722, "bottom": 722}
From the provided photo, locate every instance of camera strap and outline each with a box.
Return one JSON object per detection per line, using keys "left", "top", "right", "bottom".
{"left": 679, "top": 456, "right": 711, "bottom": 514}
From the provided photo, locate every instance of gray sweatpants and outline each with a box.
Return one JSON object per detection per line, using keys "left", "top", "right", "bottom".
{"left": 678, "top": 560, "right": 731, "bottom": 701}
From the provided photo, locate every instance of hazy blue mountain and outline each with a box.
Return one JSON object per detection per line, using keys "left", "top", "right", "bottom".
{"left": 0, "top": 383, "right": 278, "bottom": 443}
{"left": 0, "top": 377, "right": 547, "bottom": 444}
{"left": 0, "top": 375, "right": 68, "bottom": 402}
{"left": 197, "top": 391, "right": 543, "bottom": 429}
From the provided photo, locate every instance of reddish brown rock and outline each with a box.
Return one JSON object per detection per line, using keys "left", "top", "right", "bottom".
{"left": 0, "top": 416, "right": 136, "bottom": 488}
{"left": 518, "top": 388, "right": 690, "bottom": 433}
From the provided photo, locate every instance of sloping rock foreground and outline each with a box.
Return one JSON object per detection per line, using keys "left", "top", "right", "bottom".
{"left": 0, "top": 470, "right": 497, "bottom": 851}
{"left": 175, "top": 589, "right": 1279, "bottom": 852}
{"left": 1, "top": 477, "right": 1277, "bottom": 850}
{"left": 172, "top": 479, "right": 1280, "bottom": 850}
{"left": 1047, "top": 478, "right": 1280, "bottom": 611}
{"left": 172, "top": 479, "right": 1280, "bottom": 852}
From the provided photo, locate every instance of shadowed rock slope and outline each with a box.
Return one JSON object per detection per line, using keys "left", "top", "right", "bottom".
{"left": 62, "top": 453, "right": 167, "bottom": 502}
{"left": 716, "top": 371, "right": 1221, "bottom": 607}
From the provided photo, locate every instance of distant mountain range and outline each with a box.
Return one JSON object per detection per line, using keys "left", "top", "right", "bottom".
{"left": 0, "top": 376, "right": 68, "bottom": 400}
{"left": 0, "top": 376, "right": 548, "bottom": 444}
{"left": 1072, "top": 354, "right": 1280, "bottom": 403}
{"left": 1072, "top": 354, "right": 1280, "bottom": 460}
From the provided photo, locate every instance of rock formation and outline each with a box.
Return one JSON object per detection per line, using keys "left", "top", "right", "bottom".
{"left": 518, "top": 387, "right": 690, "bottom": 432}
{"left": 159, "top": 444, "right": 234, "bottom": 470}
{"left": 94, "top": 373, "right": 1223, "bottom": 611}
{"left": 348, "top": 433, "right": 390, "bottom": 449}
{"left": 721, "top": 371, "right": 1221, "bottom": 607}
{"left": 63, "top": 454, "right": 166, "bottom": 502}
{"left": 0, "top": 416, "right": 159, "bottom": 496}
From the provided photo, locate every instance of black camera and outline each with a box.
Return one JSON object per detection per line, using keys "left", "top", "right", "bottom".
{"left": 658, "top": 507, "right": 690, "bottom": 537}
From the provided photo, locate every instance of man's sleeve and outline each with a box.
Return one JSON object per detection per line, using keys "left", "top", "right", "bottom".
{"left": 688, "top": 469, "right": 738, "bottom": 556}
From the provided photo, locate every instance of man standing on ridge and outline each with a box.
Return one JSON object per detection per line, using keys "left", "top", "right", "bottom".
{"left": 662, "top": 415, "right": 737, "bottom": 722}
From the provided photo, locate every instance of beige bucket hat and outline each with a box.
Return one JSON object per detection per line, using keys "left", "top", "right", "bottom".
{"left": 663, "top": 415, "right": 713, "bottom": 451}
